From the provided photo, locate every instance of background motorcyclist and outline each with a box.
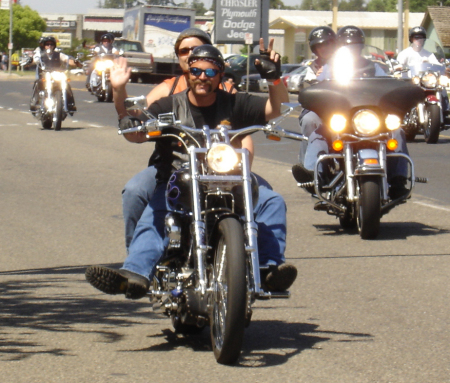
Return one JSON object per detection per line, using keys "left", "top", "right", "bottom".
{"left": 85, "top": 33, "right": 118, "bottom": 90}
{"left": 86, "top": 41, "right": 298, "bottom": 298}
{"left": 396, "top": 26, "right": 450, "bottom": 118}
{"left": 111, "top": 28, "right": 234, "bottom": 253}
{"left": 298, "top": 26, "right": 337, "bottom": 170}
{"left": 396, "top": 27, "right": 440, "bottom": 68}
{"left": 293, "top": 25, "right": 409, "bottom": 199}
{"left": 29, "top": 35, "right": 80, "bottom": 113}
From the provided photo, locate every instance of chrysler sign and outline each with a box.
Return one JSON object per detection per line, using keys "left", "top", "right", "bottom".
{"left": 215, "top": 0, "right": 266, "bottom": 44}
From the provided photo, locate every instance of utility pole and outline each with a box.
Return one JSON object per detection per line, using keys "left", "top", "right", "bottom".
{"left": 8, "top": 0, "right": 12, "bottom": 75}
{"left": 332, "top": 0, "right": 338, "bottom": 32}
{"left": 397, "top": 0, "right": 403, "bottom": 53}
{"left": 403, "top": 0, "right": 410, "bottom": 50}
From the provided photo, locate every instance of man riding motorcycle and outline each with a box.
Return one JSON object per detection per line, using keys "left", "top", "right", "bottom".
{"left": 29, "top": 36, "right": 79, "bottom": 113}
{"left": 298, "top": 26, "right": 337, "bottom": 169}
{"left": 85, "top": 41, "right": 298, "bottom": 298}
{"left": 85, "top": 33, "right": 118, "bottom": 90}
{"left": 396, "top": 26, "right": 450, "bottom": 118}
{"left": 111, "top": 28, "right": 288, "bottom": 281}
{"left": 292, "top": 25, "right": 410, "bottom": 199}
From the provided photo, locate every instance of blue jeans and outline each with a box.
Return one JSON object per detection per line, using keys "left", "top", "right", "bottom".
{"left": 303, "top": 122, "right": 410, "bottom": 180}
{"left": 298, "top": 109, "right": 322, "bottom": 166}
{"left": 121, "top": 169, "right": 287, "bottom": 279}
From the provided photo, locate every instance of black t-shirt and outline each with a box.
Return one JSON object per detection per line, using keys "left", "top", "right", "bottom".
{"left": 147, "top": 90, "right": 268, "bottom": 180}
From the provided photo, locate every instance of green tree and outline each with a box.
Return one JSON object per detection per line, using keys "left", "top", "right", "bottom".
{"left": 300, "top": 0, "right": 332, "bottom": 10}
{"left": 366, "top": 0, "right": 397, "bottom": 12}
{"left": 190, "top": 0, "right": 207, "bottom": 15}
{"left": 339, "top": 0, "right": 366, "bottom": 11}
{"left": 0, "top": 4, "right": 46, "bottom": 52}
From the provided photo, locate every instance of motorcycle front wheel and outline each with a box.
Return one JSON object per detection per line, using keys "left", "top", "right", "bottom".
{"left": 424, "top": 104, "right": 440, "bottom": 144}
{"left": 210, "top": 217, "right": 247, "bottom": 365}
{"left": 357, "top": 176, "right": 381, "bottom": 239}
{"left": 52, "top": 90, "right": 63, "bottom": 131}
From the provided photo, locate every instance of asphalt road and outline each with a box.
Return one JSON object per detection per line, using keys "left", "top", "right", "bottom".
{"left": 1, "top": 74, "right": 450, "bottom": 382}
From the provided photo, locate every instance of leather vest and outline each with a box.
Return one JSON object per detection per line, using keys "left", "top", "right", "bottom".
{"left": 41, "top": 51, "right": 62, "bottom": 70}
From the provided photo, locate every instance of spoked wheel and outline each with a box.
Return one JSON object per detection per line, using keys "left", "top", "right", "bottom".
{"left": 52, "top": 91, "right": 63, "bottom": 131}
{"left": 357, "top": 176, "right": 381, "bottom": 240}
{"left": 105, "top": 81, "right": 113, "bottom": 103}
{"left": 424, "top": 104, "right": 441, "bottom": 144}
{"left": 210, "top": 217, "right": 247, "bottom": 365}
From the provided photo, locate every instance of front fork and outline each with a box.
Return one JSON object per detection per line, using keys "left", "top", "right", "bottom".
{"left": 417, "top": 92, "right": 443, "bottom": 126}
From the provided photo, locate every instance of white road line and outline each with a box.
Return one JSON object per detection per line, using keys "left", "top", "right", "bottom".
{"left": 89, "top": 124, "right": 103, "bottom": 128}
{"left": 413, "top": 201, "right": 450, "bottom": 212}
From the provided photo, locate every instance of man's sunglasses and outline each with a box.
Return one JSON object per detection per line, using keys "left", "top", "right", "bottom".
{"left": 178, "top": 46, "right": 198, "bottom": 56}
{"left": 189, "top": 67, "right": 219, "bottom": 78}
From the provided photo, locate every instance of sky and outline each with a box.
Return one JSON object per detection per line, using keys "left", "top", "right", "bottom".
{"left": 20, "top": 0, "right": 301, "bottom": 15}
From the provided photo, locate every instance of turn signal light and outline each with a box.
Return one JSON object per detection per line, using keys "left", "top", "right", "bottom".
{"left": 332, "top": 139, "right": 344, "bottom": 151}
{"left": 364, "top": 158, "right": 379, "bottom": 165}
{"left": 146, "top": 131, "right": 162, "bottom": 138}
{"left": 266, "top": 134, "right": 281, "bottom": 141}
{"left": 387, "top": 139, "right": 398, "bottom": 150}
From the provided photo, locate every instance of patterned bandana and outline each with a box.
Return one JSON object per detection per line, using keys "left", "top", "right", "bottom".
{"left": 189, "top": 57, "right": 224, "bottom": 72}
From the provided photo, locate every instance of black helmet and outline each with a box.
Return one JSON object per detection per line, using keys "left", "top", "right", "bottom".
{"left": 337, "top": 25, "right": 365, "bottom": 46}
{"left": 188, "top": 45, "right": 225, "bottom": 72}
{"left": 101, "top": 33, "right": 114, "bottom": 43}
{"left": 174, "top": 28, "right": 212, "bottom": 56}
{"left": 42, "top": 36, "right": 57, "bottom": 47}
{"left": 409, "top": 26, "right": 426, "bottom": 43}
{"left": 38, "top": 36, "right": 46, "bottom": 50}
{"left": 309, "top": 26, "right": 336, "bottom": 54}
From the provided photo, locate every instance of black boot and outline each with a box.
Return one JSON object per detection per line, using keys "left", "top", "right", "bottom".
{"left": 292, "top": 163, "right": 315, "bottom": 194}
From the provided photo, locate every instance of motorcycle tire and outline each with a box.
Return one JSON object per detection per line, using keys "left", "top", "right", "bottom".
{"left": 357, "top": 176, "right": 381, "bottom": 240}
{"left": 424, "top": 104, "right": 440, "bottom": 144}
{"left": 210, "top": 217, "right": 247, "bottom": 365}
{"left": 105, "top": 81, "right": 113, "bottom": 103}
{"left": 53, "top": 90, "right": 63, "bottom": 131}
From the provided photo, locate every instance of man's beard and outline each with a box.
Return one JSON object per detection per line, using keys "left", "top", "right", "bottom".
{"left": 191, "top": 79, "right": 214, "bottom": 94}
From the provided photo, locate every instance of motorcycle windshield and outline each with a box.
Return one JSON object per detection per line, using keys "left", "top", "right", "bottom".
{"left": 299, "top": 77, "right": 425, "bottom": 123}
{"left": 407, "top": 62, "right": 446, "bottom": 76}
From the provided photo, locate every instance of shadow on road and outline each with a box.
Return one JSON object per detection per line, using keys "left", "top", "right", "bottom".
{"left": 314, "top": 221, "right": 450, "bottom": 240}
{"left": 0, "top": 264, "right": 373, "bottom": 366}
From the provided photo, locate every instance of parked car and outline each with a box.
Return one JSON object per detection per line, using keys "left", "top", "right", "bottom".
{"left": 285, "top": 65, "right": 310, "bottom": 93}
{"left": 238, "top": 73, "right": 262, "bottom": 92}
{"left": 224, "top": 54, "right": 262, "bottom": 85}
{"left": 259, "top": 63, "right": 304, "bottom": 92}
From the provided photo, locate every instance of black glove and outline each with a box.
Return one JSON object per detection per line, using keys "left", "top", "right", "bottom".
{"left": 26, "top": 57, "right": 33, "bottom": 65}
{"left": 118, "top": 116, "right": 141, "bottom": 131}
{"left": 255, "top": 50, "right": 281, "bottom": 80}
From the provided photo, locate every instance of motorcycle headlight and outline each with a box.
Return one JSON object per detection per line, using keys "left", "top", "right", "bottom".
{"left": 412, "top": 76, "right": 420, "bottom": 85}
{"left": 352, "top": 109, "right": 380, "bottom": 136}
{"left": 385, "top": 114, "right": 401, "bottom": 131}
{"left": 206, "top": 143, "right": 239, "bottom": 173}
{"left": 330, "top": 114, "right": 347, "bottom": 133}
{"left": 51, "top": 71, "right": 66, "bottom": 81}
{"left": 438, "top": 75, "right": 449, "bottom": 88}
{"left": 421, "top": 72, "right": 437, "bottom": 88}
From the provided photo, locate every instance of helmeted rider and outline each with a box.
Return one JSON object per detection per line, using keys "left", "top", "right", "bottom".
{"left": 297, "top": 26, "right": 337, "bottom": 170}
{"left": 293, "top": 25, "right": 410, "bottom": 199}
{"left": 111, "top": 27, "right": 235, "bottom": 254}
{"left": 86, "top": 33, "right": 119, "bottom": 89}
{"left": 396, "top": 26, "right": 440, "bottom": 67}
{"left": 86, "top": 40, "right": 299, "bottom": 298}
{"left": 29, "top": 35, "right": 79, "bottom": 113}
{"left": 396, "top": 27, "right": 450, "bottom": 119}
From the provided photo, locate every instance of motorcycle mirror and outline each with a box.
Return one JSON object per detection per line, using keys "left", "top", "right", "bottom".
{"left": 124, "top": 96, "right": 148, "bottom": 111}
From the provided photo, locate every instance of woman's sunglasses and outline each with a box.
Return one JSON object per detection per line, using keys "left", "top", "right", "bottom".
{"left": 178, "top": 46, "right": 198, "bottom": 56}
{"left": 189, "top": 67, "right": 219, "bottom": 78}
